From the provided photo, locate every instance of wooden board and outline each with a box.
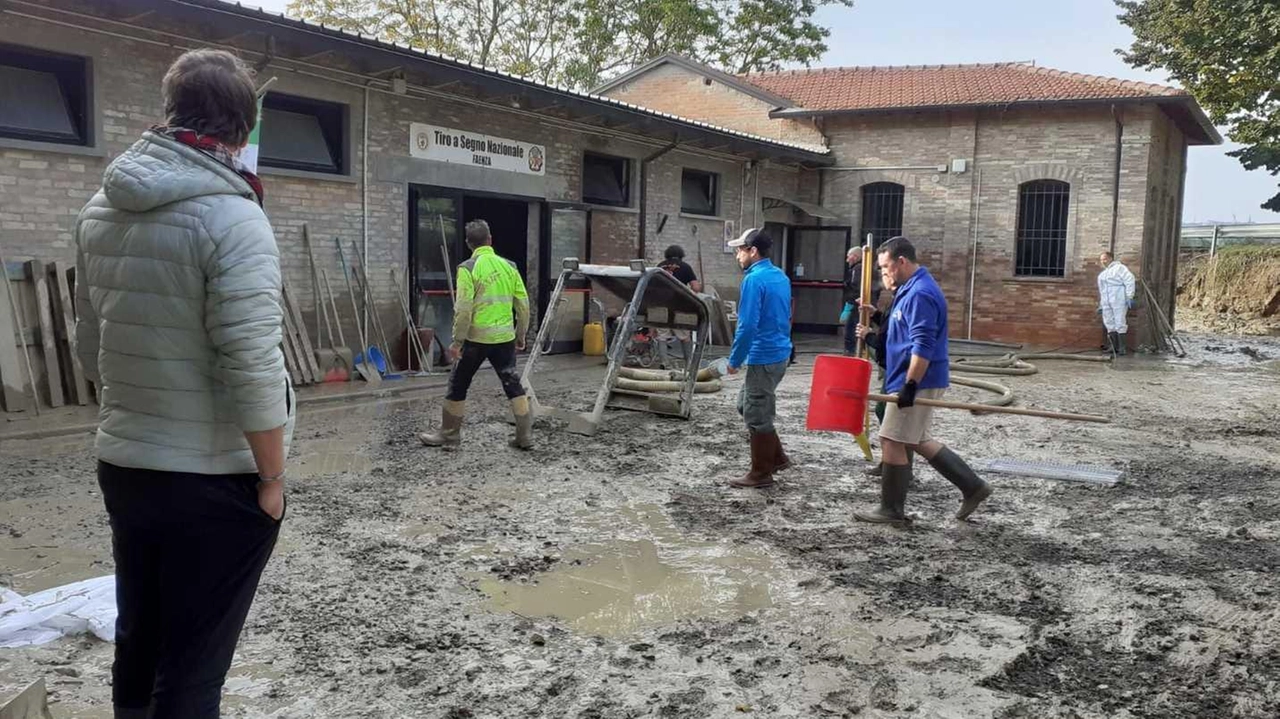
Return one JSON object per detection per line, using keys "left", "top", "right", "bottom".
{"left": 0, "top": 269, "right": 29, "bottom": 412}
{"left": 282, "top": 280, "right": 322, "bottom": 382}
{"left": 49, "top": 262, "right": 89, "bottom": 405}
{"left": 26, "top": 260, "right": 64, "bottom": 408}
{"left": 279, "top": 312, "right": 304, "bottom": 387}
{"left": 280, "top": 299, "right": 313, "bottom": 385}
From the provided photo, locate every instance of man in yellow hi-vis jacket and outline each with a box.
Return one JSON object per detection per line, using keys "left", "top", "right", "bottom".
{"left": 420, "top": 219, "right": 533, "bottom": 450}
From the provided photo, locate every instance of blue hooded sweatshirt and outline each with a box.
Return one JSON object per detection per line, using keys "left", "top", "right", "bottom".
{"left": 729, "top": 258, "right": 793, "bottom": 368}
{"left": 882, "top": 266, "right": 950, "bottom": 393}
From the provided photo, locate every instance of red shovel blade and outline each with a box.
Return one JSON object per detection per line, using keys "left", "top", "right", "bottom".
{"left": 806, "top": 354, "right": 873, "bottom": 435}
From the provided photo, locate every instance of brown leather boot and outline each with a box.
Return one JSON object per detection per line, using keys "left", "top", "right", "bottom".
{"left": 730, "top": 431, "right": 775, "bottom": 488}
{"left": 773, "top": 433, "right": 792, "bottom": 473}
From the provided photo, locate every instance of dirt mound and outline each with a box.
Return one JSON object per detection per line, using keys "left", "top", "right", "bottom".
{"left": 1178, "top": 245, "right": 1280, "bottom": 335}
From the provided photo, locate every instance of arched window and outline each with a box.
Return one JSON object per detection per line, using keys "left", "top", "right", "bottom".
{"left": 859, "top": 182, "right": 904, "bottom": 249}
{"left": 1016, "top": 180, "right": 1070, "bottom": 277}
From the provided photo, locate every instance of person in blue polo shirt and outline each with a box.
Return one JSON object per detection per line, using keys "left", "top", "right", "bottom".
{"left": 854, "top": 237, "right": 992, "bottom": 524}
{"left": 725, "top": 228, "right": 793, "bottom": 489}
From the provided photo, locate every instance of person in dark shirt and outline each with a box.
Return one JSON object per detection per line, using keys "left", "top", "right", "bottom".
{"left": 659, "top": 245, "right": 702, "bottom": 292}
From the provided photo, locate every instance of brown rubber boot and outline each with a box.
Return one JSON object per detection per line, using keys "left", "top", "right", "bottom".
{"left": 509, "top": 396, "right": 533, "bottom": 450}
{"left": 926, "top": 446, "right": 992, "bottom": 520}
{"left": 419, "top": 400, "right": 465, "bottom": 448}
{"left": 773, "top": 433, "right": 792, "bottom": 473}
{"left": 730, "top": 431, "right": 775, "bottom": 489}
{"left": 854, "top": 463, "right": 910, "bottom": 525}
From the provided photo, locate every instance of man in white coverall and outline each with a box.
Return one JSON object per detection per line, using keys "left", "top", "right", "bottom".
{"left": 1097, "top": 251, "right": 1136, "bottom": 356}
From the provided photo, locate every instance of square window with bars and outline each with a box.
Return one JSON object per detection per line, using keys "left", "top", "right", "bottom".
{"left": 1015, "top": 180, "right": 1070, "bottom": 277}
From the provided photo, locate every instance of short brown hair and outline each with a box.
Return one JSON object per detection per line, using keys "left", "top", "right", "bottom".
{"left": 162, "top": 49, "right": 258, "bottom": 147}
{"left": 465, "top": 219, "right": 492, "bottom": 248}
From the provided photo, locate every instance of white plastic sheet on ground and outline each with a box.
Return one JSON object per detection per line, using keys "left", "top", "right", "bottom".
{"left": 0, "top": 575, "right": 116, "bottom": 648}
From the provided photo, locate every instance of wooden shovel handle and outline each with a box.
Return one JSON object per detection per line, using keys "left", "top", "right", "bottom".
{"left": 826, "top": 389, "right": 1110, "bottom": 424}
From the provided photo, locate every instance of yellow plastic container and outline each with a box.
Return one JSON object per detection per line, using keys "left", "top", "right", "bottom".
{"left": 583, "top": 322, "right": 606, "bottom": 356}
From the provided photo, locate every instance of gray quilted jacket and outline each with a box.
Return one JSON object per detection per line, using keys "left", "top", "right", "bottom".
{"left": 75, "top": 131, "right": 294, "bottom": 475}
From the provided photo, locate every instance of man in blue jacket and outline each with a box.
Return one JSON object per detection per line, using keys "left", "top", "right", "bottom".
{"left": 725, "top": 228, "right": 793, "bottom": 488}
{"left": 854, "top": 237, "right": 992, "bottom": 524}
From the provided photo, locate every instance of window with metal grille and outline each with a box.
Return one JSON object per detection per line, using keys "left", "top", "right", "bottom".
{"left": 260, "top": 93, "right": 347, "bottom": 174}
{"left": 1015, "top": 180, "right": 1070, "bottom": 277}
{"left": 0, "top": 44, "right": 90, "bottom": 146}
{"left": 859, "top": 182, "right": 904, "bottom": 249}
{"left": 582, "top": 152, "right": 631, "bottom": 206}
{"left": 681, "top": 169, "right": 718, "bottom": 216}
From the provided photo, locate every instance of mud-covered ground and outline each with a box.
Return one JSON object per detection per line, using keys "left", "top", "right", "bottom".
{"left": 3, "top": 334, "right": 1279, "bottom": 718}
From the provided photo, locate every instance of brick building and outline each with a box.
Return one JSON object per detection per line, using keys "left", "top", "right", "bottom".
{"left": 598, "top": 55, "right": 1221, "bottom": 348}
{"left": 0, "top": 0, "right": 831, "bottom": 367}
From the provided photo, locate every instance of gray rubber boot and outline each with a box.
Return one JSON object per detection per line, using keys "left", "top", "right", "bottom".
{"left": 420, "top": 400, "right": 464, "bottom": 448}
{"left": 1116, "top": 332, "right": 1127, "bottom": 356}
{"left": 865, "top": 447, "right": 913, "bottom": 478}
{"left": 509, "top": 396, "right": 534, "bottom": 450}
{"left": 854, "top": 463, "right": 910, "bottom": 525}
{"left": 927, "top": 446, "right": 992, "bottom": 520}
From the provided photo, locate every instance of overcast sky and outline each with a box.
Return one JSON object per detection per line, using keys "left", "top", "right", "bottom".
{"left": 246, "top": 0, "right": 1278, "bottom": 224}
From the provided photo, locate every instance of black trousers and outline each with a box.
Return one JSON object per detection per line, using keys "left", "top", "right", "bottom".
{"left": 446, "top": 340, "right": 525, "bottom": 401}
{"left": 98, "top": 461, "right": 281, "bottom": 719}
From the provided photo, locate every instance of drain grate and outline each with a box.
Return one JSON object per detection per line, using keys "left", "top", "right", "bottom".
{"left": 976, "top": 459, "right": 1124, "bottom": 486}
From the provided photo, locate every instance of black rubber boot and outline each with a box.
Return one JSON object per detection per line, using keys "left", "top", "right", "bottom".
{"left": 1116, "top": 332, "right": 1127, "bottom": 356}
{"left": 854, "top": 463, "right": 910, "bottom": 525}
{"left": 1107, "top": 332, "right": 1120, "bottom": 357}
{"left": 865, "top": 448, "right": 913, "bottom": 478}
{"left": 927, "top": 446, "right": 992, "bottom": 520}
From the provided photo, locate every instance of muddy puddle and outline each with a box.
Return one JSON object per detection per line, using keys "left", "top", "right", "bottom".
{"left": 479, "top": 504, "right": 807, "bottom": 638}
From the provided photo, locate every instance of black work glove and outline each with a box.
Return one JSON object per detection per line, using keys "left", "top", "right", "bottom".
{"left": 897, "top": 380, "right": 919, "bottom": 408}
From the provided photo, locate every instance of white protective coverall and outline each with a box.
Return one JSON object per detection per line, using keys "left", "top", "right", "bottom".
{"left": 1097, "top": 260, "right": 1136, "bottom": 334}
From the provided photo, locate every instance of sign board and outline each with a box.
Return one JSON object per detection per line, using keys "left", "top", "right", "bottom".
{"left": 409, "top": 123, "right": 546, "bottom": 176}
{"left": 722, "top": 220, "right": 737, "bottom": 254}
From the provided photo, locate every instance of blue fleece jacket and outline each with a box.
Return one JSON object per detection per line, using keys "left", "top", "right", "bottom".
{"left": 729, "top": 258, "right": 793, "bottom": 368}
{"left": 882, "top": 267, "right": 950, "bottom": 393}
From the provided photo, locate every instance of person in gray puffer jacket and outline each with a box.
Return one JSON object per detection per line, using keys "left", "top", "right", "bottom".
{"left": 75, "top": 49, "right": 293, "bottom": 719}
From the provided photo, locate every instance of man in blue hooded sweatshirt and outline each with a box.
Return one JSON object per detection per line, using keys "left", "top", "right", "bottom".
{"left": 854, "top": 237, "right": 992, "bottom": 524}
{"left": 725, "top": 228, "right": 793, "bottom": 488}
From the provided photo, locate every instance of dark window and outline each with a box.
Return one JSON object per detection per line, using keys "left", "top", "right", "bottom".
{"left": 0, "top": 44, "right": 90, "bottom": 146}
{"left": 859, "top": 182, "right": 904, "bottom": 249}
{"left": 681, "top": 169, "right": 718, "bottom": 215}
{"left": 260, "top": 93, "right": 346, "bottom": 174}
{"left": 582, "top": 152, "right": 630, "bottom": 206}
{"left": 1015, "top": 180, "right": 1070, "bottom": 277}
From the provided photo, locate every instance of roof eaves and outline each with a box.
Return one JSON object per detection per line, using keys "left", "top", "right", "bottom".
{"left": 768, "top": 95, "right": 1194, "bottom": 120}
{"left": 181, "top": 1, "right": 826, "bottom": 158}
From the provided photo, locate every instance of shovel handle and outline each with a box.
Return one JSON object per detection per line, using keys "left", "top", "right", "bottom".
{"left": 826, "top": 389, "right": 1110, "bottom": 424}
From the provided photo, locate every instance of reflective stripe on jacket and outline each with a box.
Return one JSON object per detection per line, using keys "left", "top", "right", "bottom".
{"left": 451, "top": 245, "right": 530, "bottom": 345}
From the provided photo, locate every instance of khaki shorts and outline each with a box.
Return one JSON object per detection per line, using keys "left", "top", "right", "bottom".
{"left": 878, "top": 387, "right": 946, "bottom": 445}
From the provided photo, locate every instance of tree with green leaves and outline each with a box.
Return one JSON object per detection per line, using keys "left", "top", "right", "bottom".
{"left": 1118, "top": 0, "right": 1280, "bottom": 212}
{"left": 286, "top": 0, "right": 852, "bottom": 91}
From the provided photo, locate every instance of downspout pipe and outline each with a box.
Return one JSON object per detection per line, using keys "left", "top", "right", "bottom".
{"left": 638, "top": 139, "right": 679, "bottom": 261}
{"left": 1109, "top": 104, "right": 1123, "bottom": 255}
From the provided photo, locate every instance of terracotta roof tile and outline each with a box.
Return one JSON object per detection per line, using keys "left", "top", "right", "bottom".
{"left": 740, "top": 62, "right": 1187, "bottom": 113}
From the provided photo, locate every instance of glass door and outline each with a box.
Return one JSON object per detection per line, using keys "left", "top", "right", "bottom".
{"left": 409, "top": 185, "right": 463, "bottom": 347}
{"left": 538, "top": 205, "right": 590, "bottom": 354}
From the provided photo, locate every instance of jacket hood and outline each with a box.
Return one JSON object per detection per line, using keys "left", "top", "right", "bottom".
{"left": 102, "top": 131, "right": 253, "bottom": 213}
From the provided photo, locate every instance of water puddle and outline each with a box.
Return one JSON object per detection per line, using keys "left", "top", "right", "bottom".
{"left": 479, "top": 504, "right": 807, "bottom": 638}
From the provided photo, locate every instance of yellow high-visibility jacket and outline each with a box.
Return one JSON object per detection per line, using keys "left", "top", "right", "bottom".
{"left": 451, "top": 245, "right": 529, "bottom": 345}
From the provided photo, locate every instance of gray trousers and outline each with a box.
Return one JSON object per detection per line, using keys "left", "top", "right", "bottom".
{"left": 736, "top": 361, "right": 788, "bottom": 433}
